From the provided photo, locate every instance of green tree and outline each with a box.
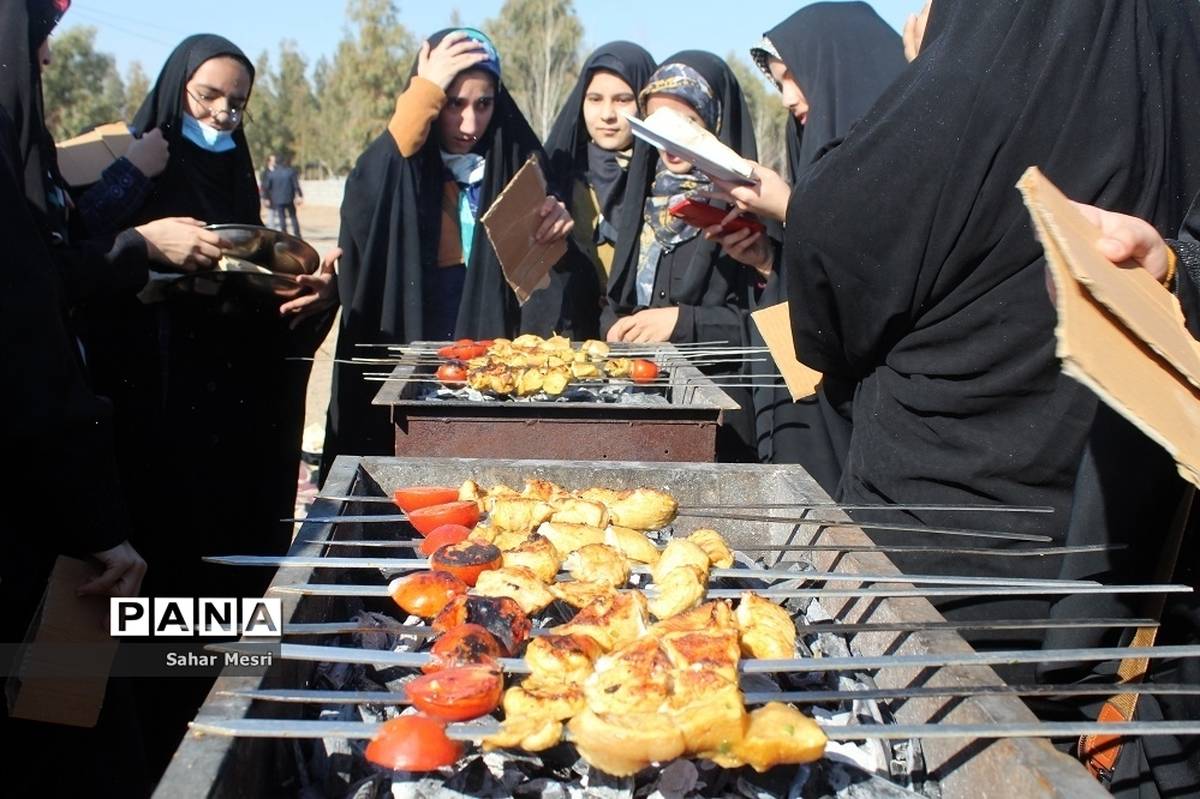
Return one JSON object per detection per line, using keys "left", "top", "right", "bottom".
{"left": 314, "top": 0, "right": 416, "bottom": 174}
{"left": 246, "top": 51, "right": 282, "bottom": 171}
{"left": 122, "top": 61, "right": 150, "bottom": 122}
{"left": 41, "top": 26, "right": 126, "bottom": 141}
{"left": 727, "top": 53, "right": 789, "bottom": 177}
{"left": 484, "top": 0, "right": 583, "bottom": 140}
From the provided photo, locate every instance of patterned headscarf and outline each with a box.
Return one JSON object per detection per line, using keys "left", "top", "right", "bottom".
{"left": 638, "top": 63, "right": 720, "bottom": 135}
{"left": 450, "top": 28, "right": 501, "bottom": 80}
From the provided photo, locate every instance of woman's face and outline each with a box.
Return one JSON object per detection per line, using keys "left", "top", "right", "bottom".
{"left": 582, "top": 69, "right": 637, "bottom": 151}
{"left": 768, "top": 58, "right": 809, "bottom": 125}
{"left": 645, "top": 93, "right": 707, "bottom": 174}
{"left": 184, "top": 56, "right": 252, "bottom": 131}
{"left": 438, "top": 69, "right": 496, "bottom": 155}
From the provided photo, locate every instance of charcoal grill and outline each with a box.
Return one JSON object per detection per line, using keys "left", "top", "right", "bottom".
{"left": 370, "top": 343, "right": 742, "bottom": 462}
{"left": 159, "top": 456, "right": 1108, "bottom": 798}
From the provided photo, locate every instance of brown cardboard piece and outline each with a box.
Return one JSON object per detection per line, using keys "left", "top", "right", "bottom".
{"left": 480, "top": 156, "right": 566, "bottom": 304}
{"left": 55, "top": 122, "right": 134, "bottom": 187}
{"left": 751, "top": 301, "right": 824, "bottom": 400}
{"left": 6, "top": 556, "right": 118, "bottom": 727}
{"left": 1019, "top": 166, "right": 1200, "bottom": 487}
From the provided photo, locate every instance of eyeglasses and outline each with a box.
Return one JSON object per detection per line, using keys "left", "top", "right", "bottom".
{"left": 186, "top": 87, "right": 252, "bottom": 125}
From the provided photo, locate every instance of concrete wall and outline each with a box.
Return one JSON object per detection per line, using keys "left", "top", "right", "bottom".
{"left": 299, "top": 178, "right": 345, "bottom": 208}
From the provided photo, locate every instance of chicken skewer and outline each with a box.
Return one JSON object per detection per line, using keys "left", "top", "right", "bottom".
{"left": 205, "top": 554, "right": 1101, "bottom": 590}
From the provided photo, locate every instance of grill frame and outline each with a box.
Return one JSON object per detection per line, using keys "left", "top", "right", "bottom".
{"left": 370, "top": 342, "right": 743, "bottom": 462}
{"left": 158, "top": 456, "right": 1106, "bottom": 799}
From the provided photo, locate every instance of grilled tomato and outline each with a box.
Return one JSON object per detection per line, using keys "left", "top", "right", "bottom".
{"left": 393, "top": 486, "right": 460, "bottom": 513}
{"left": 429, "top": 541, "right": 502, "bottom": 586}
{"left": 422, "top": 623, "right": 503, "bottom": 674}
{"left": 418, "top": 523, "right": 473, "bottom": 557}
{"left": 630, "top": 359, "right": 660, "bottom": 384}
{"left": 408, "top": 501, "right": 481, "bottom": 536}
{"left": 405, "top": 666, "right": 504, "bottom": 722}
{"left": 436, "top": 363, "right": 467, "bottom": 385}
{"left": 364, "top": 714, "right": 462, "bottom": 771}
{"left": 387, "top": 571, "right": 467, "bottom": 617}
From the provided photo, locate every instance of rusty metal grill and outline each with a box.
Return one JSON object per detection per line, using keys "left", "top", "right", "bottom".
{"left": 370, "top": 343, "right": 743, "bottom": 463}
{"left": 158, "top": 457, "right": 1108, "bottom": 798}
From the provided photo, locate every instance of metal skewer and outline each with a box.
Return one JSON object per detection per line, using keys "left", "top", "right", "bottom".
{"left": 206, "top": 641, "right": 1200, "bottom": 676}
{"left": 285, "top": 513, "right": 1053, "bottom": 543}
{"left": 202, "top": 555, "right": 1099, "bottom": 589}
{"left": 273, "top": 616, "right": 1156, "bottom": 639}
{"left": 267, "top": 583, "right": 1191, "bottom": 603}
{"left": 217, "top": 681, "right": 1200, "bottom": 707}
{"left": 304, "top": 539, "right": 1118, "bottom": 558}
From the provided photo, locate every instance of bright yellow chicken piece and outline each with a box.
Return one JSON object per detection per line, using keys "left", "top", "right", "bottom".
{"left": 581, "top": 339, "right": 610, "bottom": 359}
{"left": 604, "top": 525, "right": 661, "bottom": 566}
{"left": 512, "top": 334, "right": 546, "bottom": 349}
{"left": 669, "top": 679, "right": 748, "bottom": 758}
{"left": 515, "top": 368, "right": 545, "bottom": 397}
{"left": 502, "top": 679, "right": 586, "bottom": 722}
{"left": 568, "top": 710, "right": 686, "bottom": 778}
{"left": 735, "top": 591, "right": 798, "bottom": 661}
{"left": 580, "top": 488, "right": 677, "bottom": 531}
{"left": 524, "top": 633, "right": 605, "bottom": 684}
{"left": 542, "top": 368, "right": 571, "bottom": 396}
{"left": 648, "top": 565, "right": 707, "bottom": 620}
{"left": 653, "top": 539, "right": 711, "bottom": 583}
{"left": 481, "top": 717, "right": 563, "bottom": 753}
{"left": 725, "top": 702, "right": 827, "bottom": 772}
{"left": 603, "top": 358, "right": 633, "bottom": 378}
{"left": 474, "top": 567, "right": 556, "bottom": 615}
{"left": 687, "top": 528, "right": 734, "bottom": 568}
{"left": 501, "top": 533, "right": 561, "bottom": 583}
{"left": 564, "top": 544, "right": 630, "bottom": 587}
{"left": 549, "top": 498, "right": 609, "bottom": 528}
{"left": 550, "top": 579, "right": 616, "bottom": 609}
{"left": 556, "top": 591, "right": 650, "bottom": 652}
{"left": 571, "top": 361, "right": 601, "bottom": 380}
{"left": 650, "top": 600, "right": 735, "bottom": 636}
{"left": 584, "top": 638, "right": 674, "bottom": 715}
{"left": 658, "top": 628, "right": 741, "bottom": 682}
{"left": 489, "top": 497, "right": 556, "bottom": 533}
{"left": 536, "top": 521, "right": 606, "bottom": 555}
{"left": 521, "top": 479, "right": 572, "bottom": 503}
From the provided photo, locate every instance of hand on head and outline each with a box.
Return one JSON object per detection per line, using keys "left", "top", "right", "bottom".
{"left": 418, "top": 32, "right": 489, "bottom": 91}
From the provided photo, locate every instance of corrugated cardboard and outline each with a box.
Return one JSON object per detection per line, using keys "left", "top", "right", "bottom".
{"left": 55, "top": 122, "right": 134, "bottom": 187}
{"left": 480, "top": 156, "right": 566, "bottom": 305}
{"left": 6, "top": 556, "right": 118, "bottom": 727}
{"left": 750, "top": 300, "right": 824, "bottom": 400}
{"left": 1019, "top": 166, "right": 1200, "bottom": 487}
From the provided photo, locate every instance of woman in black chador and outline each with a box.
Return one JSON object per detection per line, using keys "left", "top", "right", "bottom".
{"left": 714, "top": 0, "right": 1200, "bottom": 648}
{"left": 600, "top": 51, "right": 759, "bottom": 461}
{"left": 323, "top": 28, "right": 586, "bottom": 474}
{"left": 730, "top": 2, "right": 906, "bottom": 490}
{"left": 545, "top": 41, "right": 656, "bottom": 292}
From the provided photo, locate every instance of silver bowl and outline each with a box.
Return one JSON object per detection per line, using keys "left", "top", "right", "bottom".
{"left": 162, "top": 224, "right": 321, "bottom": 304}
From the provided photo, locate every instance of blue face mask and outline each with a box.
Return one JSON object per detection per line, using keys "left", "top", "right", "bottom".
{"left": 181, "top": 114, "right": 237, "bottom": 153}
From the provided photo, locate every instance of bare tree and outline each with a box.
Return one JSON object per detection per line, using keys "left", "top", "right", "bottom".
{"left": 485, "top": 0, "right": 583, "bottom": 140}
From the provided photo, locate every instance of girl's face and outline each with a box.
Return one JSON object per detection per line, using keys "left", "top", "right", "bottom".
{"left": 645, "top": 93, "right": 707, "bottom": 174}
{"left": 582, "top": 69, "right": 637, "bottom": 151}
{"left": 768, "top": 58, "right": 809, "bottom": 125}
{"left": 184, "top": 56, "right": 252, "bottom": 131}
{"left": 438, "top": 69, "right": 496, "bottom": 154}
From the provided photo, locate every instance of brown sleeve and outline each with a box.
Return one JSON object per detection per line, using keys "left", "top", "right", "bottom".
{"left": 387, "top": 77, "right": 447, "bottom": 158}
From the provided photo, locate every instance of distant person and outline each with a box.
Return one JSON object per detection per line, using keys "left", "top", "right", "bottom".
{"left": 261, "top": 152, "right": 303, "bottom": 236}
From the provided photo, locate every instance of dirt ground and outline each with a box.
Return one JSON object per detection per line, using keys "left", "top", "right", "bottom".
{"left": 293, "top": 203, "right": 341, "bottom": 456}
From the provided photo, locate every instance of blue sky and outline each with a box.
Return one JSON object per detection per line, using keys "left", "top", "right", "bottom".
{"left": 65, "top": 0, "right": 920, "bottom": 76}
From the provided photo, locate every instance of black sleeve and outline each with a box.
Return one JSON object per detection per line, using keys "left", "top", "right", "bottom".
{"left": 1, "top": 121, "right": 130, "bottom": 556}
{"left": 671, "top": 253, "right": 752, "bottom": 346}
{"left": 51, "top": 228, "right": 150, "bottom": 309}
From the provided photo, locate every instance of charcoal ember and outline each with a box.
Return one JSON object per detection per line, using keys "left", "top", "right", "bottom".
{"left": 341, "top": 774, "right": 389, "bottom": 799}
{"left": 482, "top": 750, "right": 547, "bottom": 792}
{"left": 648, "top": 760, "right": 699, "bottom": 799}
{"left": 799, "top": 760, "right": 930, "bottom": 799}
{"left": 390, "top": 754, "right": 510, "bottom": 798}
{"left": 736, "top": 768, "right": 798, "bottom": 799}
{"left": 315, "top": 659, "right": 365, "bottom": 691}
{"left": 515, "top": 779, "right": 569, "bottom": 799}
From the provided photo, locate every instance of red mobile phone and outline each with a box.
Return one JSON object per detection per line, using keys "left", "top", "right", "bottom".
{"left": 668, "top": 198, "right": 766, "bottom": 236}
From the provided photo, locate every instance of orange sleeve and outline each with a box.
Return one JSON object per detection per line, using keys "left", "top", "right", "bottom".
{"left": 387, "top": 77, "right": 447, "bottom": 158}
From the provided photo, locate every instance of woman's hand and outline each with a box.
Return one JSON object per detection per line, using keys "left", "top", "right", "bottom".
{"left": 534, "top": 196, "right": 574, "bottom": 244}
{"left": 280, "top": 247, "right": 341, "bottom": 329}
{"left": 709, "top": 163, "right": 791, "bottom": 223}
{"left": 417, "top": 33, "right": 488, "bottom": 92}
{"left": 78, "top": 541, "right": 147, "bottom": 599}
{"left": 903, "top": 1, "right": 933, "bottom": 62}
{"left": 1069, "top": 201, "right": 1170, "bottom": 281}
{"left": 705, "top": 216, "right": 774, "bottom": 279}
{"left": 135, "top": 217, "right": 226, "bottom": 270}
{"left": 125, "top": 127, "right": 170, "bottom": 178}
{"left": 606, "top": 307, "right": 680, "bottom": 343}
